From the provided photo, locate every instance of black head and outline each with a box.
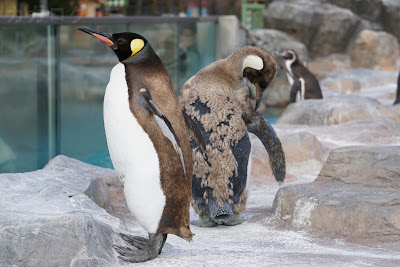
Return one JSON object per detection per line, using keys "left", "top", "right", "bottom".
{"left": 78, "top": 27, "right": 148, "bottom": 62}
{"left": 278, "top": 49, "right": 297, "bottom": 61}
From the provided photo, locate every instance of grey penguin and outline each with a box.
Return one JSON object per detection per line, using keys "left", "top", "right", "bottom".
{"left": 78, "top": 27, "right": 194, "bottom": 262}
{"left": 277, "top": 49, "right": 323, "bottom": 102}
{"left": 394, "top": 69, "right": 400, "bottom": 105}
{"left": 179, "top": 46, "right": 286, "bottom": 227}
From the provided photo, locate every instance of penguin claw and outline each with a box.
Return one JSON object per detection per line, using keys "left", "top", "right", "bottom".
{"left": 119, "top": 233, "right": 149, "bottom": 250}
{"left": 224, "top": 213, "right": 244, "bottom": 226}
{"left": 114, "top": 245, "right": 133, "bottom": 256}
{"left": 117, "top": 250, "right": 152, "bottom": 263}
{"left": 117, "top": 233, "right": 167, "bottom": 262}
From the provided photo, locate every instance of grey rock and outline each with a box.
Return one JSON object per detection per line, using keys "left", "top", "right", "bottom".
{"left": 1, "top": 137, "right": 400, "bottom": 265}
{"left": 275, "top": 115, "right": 400, "bottom": 152}
{"left": 318, "top": 0, "right": 384, "bottom": 24}
{"left": 250, "top": 131, "right": 324, "bottom": 182}
{"left": 277, "top": 95, "right": 400, "bottom": 125}
{"left": 350, "top": 30, "right": 400, "bottom": 69}
{"left": 382, "top": 0, "right": 400, "bottom": 42}
{"left": 248, "top": 29, "right": 308, "bottom": 62}
{"left": 273, "top": 146, "right": 400, "bottom": 250}
{"left": 0, "top": 155, "right": 124, "bottom": 266}
{"left": 320, "top": 68, "right": 398, "bottom": 92}
{"left": 264, "top": 0, "right": 362, "bottom": 57}
{"left": 281, "top": 131, "right": 324, "bottom": 164}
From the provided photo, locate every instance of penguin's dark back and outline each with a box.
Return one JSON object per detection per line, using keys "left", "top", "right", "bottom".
{"left": 291, "top": 62, "right": 322, "bottom": 98}
{"left": 395, "top": 70, "right": 400, "bottom": 105}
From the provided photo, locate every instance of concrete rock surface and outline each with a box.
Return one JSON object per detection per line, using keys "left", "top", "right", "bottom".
{"left": 0, "top": 156, "right": 124, "bottom": 266}
{"left": 382, "top": 0, "right": 400, "bottom": 41}
{"left": 0, "top": 156, "right": 121, "bottom": 266}
{"left": 350, "top": 30, "right": 400, "bottom": 70}
{"left": 248, "top": 29, "right": 308, "bottom": 63}
{"left": 317, "top": 0, "right": 384, "bottom": 24}
{"left": 250, "top": 131, "right": 324, "bottom": 183}
{"left": 277, "top": 95, "right": 400, "bottom": 125}
{"left": 264, "top": 0, "right": 361, "bottom": 57}
{"left": 3, "top": 156, "right": 400, "bottom": 266}
{"left": 273, "top": 146, "right": 400, "bottom": 251}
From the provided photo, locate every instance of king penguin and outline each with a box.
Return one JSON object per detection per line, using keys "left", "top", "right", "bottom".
{"left": 394, "top": 69, "right": 400, "bottom": 105}
{"left": 277, "top": 50, "right": 323, "bottom": 102}
{"left": 179, "top": 46, "right": 286, "bottom": 227}
{"left": 78, "top": 27, "right": 194, "bottom": 262}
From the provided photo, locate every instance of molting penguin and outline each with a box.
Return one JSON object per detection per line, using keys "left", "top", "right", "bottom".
{"left": 277, "top": 50, "right": 323, "bottom": 103}
{"left": 179, "top": 46, "right": 286, "bottom": 227}
{"left": 394, "top": 69, "right": 400, "bottom": 105}
{"left": 78, "top": 27, "right": 194, "bottom": 262}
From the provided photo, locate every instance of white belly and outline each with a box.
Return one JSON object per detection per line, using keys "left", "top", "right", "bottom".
{"left": 286, "top": 73, "right": 294, "bottom": 86}
{"left": 103, "top": 63, "right": 166, "bottom": 234}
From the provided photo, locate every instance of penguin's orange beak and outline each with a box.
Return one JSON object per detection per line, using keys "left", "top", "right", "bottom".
{"left": 78, "top": 27, "right": 115, "bottom": 46}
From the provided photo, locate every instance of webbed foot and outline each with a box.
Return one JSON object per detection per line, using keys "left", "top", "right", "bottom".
{"left": 115, "top": 233, "right": 167, "bottom": 263}
{"left": 191, "top": 213, "right": 217, "bottom": 227}
{"left": 224, "top": 213, "right": 243, "bottom": 226}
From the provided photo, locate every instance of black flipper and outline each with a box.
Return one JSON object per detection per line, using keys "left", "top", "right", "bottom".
{"left": 394, "top": 71, "right": 400, "bottom": 105}
{"left": 139, "top": 88, "right": 186, "bottom": 176}
{"left": 290, "top": 78, "right": 301, "bottom": 103}
{"left": 182, "top": 109, "right": 207, "bottom": 152}
{"left": 246, "top": 112, "right": 286, "bottom": 183}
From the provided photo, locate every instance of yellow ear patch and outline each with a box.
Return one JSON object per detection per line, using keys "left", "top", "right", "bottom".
{"left": 130, "top": 39, "right": 145, "bottom": 57}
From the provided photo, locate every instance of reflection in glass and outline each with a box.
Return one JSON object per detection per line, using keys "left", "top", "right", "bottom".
{"left": 0, "top": 25, "right": 55, "bottom": 173}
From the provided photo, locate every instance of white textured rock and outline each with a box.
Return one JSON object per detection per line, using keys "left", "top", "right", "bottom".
{"left": 264, "top": 0, "right": 362, "bottom": 57}
{"left": 350, "top": 30, "right": 400, "bottom": 70}
{"left": 0, "top": 156, "right": 124, "bottom": 266}
{"left": 3, "top": 154, "right": 400, "bottom": 266}
{"left": 273, "top": 146, "right": 400, "bottom": 251}
{"left": 277, "top": 95, "right": 400, "bottom": 125}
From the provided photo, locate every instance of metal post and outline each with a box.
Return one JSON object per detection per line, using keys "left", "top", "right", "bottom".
{"left": 47, "top": 24, "right": 57, "bottom": 160}
{"left": 54, "top": 25, "right": 61, "bottom": 156}
{"left": 198, "top": 0, "right": 202, "bottom": 16}
{"left": 40, "top": 0, "right": 48, "bottom": 13}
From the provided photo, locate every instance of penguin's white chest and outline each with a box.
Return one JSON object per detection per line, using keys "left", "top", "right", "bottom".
{"left": 103, "top": 63, "right": 166, "bottom": 234}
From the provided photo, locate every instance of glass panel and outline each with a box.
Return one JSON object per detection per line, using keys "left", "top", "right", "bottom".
{"left": 0, "top": 25, "right": 55, "bottom": 173}
{"left": 58, "top": 24, "right": 123, "bottom": 169}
